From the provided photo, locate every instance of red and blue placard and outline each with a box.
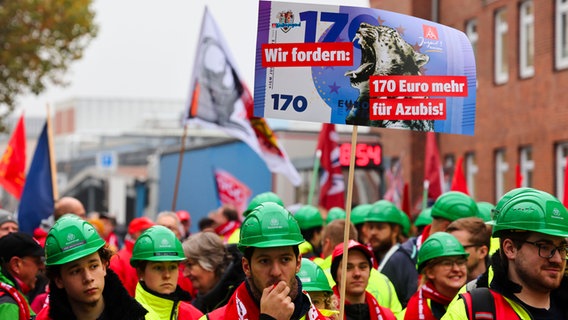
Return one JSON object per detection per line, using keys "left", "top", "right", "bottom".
{"left": 254, "top": 1, "right": 476, "bottom": 135}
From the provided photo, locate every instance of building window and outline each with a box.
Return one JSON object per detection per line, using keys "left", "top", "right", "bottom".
{"left": 443, "top": 155, "right": 455, "bottom": 193}
{"left": 555, "top": 142, "right": 568, "bottom": 199}
{"left": 519, "top": 146, "right": 534, "bottom": 187}
{"left": 556, "top": 0, "right": 568, "bottom": 69}
{"left": 519, "top": 1, "right": 535, "bottom": 78}
{"left": 495, "top": 8, "right": 509, "bottom": 84}
{"left": 466, "top": 19, "right": 478, "bottom": 58}
{"left": 465, "top": 153, "right": 478, "bottom": 198}
{"left": 495, "top": 149, "right": 508, "bottom": 201}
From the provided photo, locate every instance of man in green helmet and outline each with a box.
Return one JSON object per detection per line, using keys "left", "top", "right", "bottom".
{"left": 401, "top": 191, "right": 478, "bottom": 266}
{"left": 36, "top": 214, "right": 146, "bottom": 320}
{"left": 364, "top": 200, "right": 417, "bottom": 308}
{"left": 202, "top": 202, "right": 328, "bottom": 320}
{"left": 442, "top": 188, "right": 568, "bottom": 319}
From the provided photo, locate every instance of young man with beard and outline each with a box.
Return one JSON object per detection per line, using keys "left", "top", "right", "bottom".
{"left": 363, "top": 200, "right": 416, "bottom": 308}
{"left": 443, "top": 189, "right": 568, "bottom": 319}
{"left": 330, "top": 240, "right": 396, "bottom": 320}
{"left": 202, "top": 202, "right": 327, "bottom": 320}
{"left": 36, "top": 215, "right": 146, "bottom": 320}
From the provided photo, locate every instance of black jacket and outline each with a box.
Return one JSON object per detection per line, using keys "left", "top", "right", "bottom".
{"left": 380, "top": 245, "right": 417, "bottom": 308}
{"left": 46, "top": 268, "right": 147, "bottom": 320}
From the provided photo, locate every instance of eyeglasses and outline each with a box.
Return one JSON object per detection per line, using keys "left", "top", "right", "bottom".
{"left": 523, "top": 240, "right": 568, "bottom": 259}
{"left": 435, "top": 258, "right": 467, "bottom": 268}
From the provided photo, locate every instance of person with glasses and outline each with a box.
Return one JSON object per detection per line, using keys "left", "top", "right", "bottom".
{"left": 404, "top": 232, "right": 468, "bottom": 319}
{"left": 443, "top": 188, "right": 568, "bottom": 319}
{"left": 446, "top": 217, "right": 491, "bottom": 282}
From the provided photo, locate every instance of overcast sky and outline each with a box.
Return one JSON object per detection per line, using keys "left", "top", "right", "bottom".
{"left": 16, "top": 0, "right": 369, "bottom": 118}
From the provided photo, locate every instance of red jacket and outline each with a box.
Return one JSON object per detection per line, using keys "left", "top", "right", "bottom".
{"left": 206, "top": 281, "right": 329, "bottom": 320}
{"left": 109, "top": 240, "right": 137, "bottom": 296}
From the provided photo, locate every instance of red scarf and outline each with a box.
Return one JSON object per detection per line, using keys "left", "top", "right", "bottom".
{"left": 0, "top": 282, "right": 30, "bottom": 320}
{"left": 223, "top": 282, "right": 328, "bottom": 320}
{"left": 332, "top": 286, "right": 394, "bottom": 320}
{"left": 404, "top": 281, "right": 454, "bottom": 320}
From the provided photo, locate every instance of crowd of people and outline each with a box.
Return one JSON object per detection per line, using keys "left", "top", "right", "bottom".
{"left": 0, "top": 186, "right": 566, "bottom": 319}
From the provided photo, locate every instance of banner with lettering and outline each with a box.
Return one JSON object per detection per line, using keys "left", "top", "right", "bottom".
{"left": 214, "top": 168, "right": 252, "bottom": 215}
{"left": 254, "top": 1, "right": 476, "bottom": 135}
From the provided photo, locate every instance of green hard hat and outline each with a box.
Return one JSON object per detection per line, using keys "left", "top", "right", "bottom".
{"left": 431, "top": 191, "right": 479, "bottom": 222}
{"left": 488, "top": 189, "right": 568, "bottom": 238}
{"left": 243, "top": 192, "right": 284, "bottom": 217}
{"left": 399, "top": 210, "right": 411, "bottom": 236}
{"left": 492, "top": 187, "right": 541, "bottom": 221}
{"left": 326, "top": 207, "right": 346, "bottom": 224}
{"left": 297, "top": 258, "right": 332, "bottom": 293}
{"left": 130, "top": 225, "right": 185, "bottom": 267}
{"left": 476, "top": 202, "right": 494, "bottom": 222}
{"left": 45, "top": 214, "right": 106, "bottom": 266}
{"left": 294, "top": 205, "right": 324, "bottom": 230}
{"left": 366, "top": 200, "right": 404, "bottom": 227}
{"left": 238, "top": 202, "right": 304, "bottom": 252}
{"left": 351, "top": 204, "right": 372, "bottom": 225}
{"left": 417, "top": 232, "right": 469, "bottom": 272}
{"left": 415, "top": 208, "right": 433, "bottom": 227}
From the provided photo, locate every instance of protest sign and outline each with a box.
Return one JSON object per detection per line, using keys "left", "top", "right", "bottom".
{"left": 254, "top": 1, "right": 476, "bottom": 135}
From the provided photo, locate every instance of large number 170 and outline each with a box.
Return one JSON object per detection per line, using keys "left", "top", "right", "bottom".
{"left": 299, "top": 11, "right": 376, "bottom": 46}
{"left": 271, "top": 94, "right": 308, "bottom": 112}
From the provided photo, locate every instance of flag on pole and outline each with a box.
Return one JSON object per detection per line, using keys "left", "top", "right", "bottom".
{"left": 0, "top": 115, "right": 26, "bottom": 199}
{"left": 424, "top": 132, "right": 443, "bottom": 201}
{"left": 186, "top": 7, "right": 301, "bottom": 186}
{"left": 316, "top": 124, "right": 345, "bottom": 210}
{"left": 17, "top": 123, "right": 54, "bottom": 234}
{"left": 563, "top": 157, "right": 568, "bottom": 208}
{"left": 214, "top": 168, "right": 252, "bottom": 216}
{"left": 450, "top": 156, "right": 469, "bottom": 194}
{"left": 401, "top": 182, "right": 411, "bottom": 218}
{"left": 515, "top": 164, "right": 523, "bottom": 188}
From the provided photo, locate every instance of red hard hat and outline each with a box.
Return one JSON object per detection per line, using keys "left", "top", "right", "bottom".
{"left": 176, "top": 210, "right": 191, "bottom": 223}
{"left": 128, "top": 217, "right": 155, "bottom": 236}
{"left": 330, "top": 240, "right": 375, "bottom": 283}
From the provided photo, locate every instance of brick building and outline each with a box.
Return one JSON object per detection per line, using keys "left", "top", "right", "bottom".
{"left": 368, "top": 0, "right": 568, "bottom": 214}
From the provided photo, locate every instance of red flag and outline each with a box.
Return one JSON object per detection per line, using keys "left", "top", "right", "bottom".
{"left": 450, "top": 156, "right": 470, "bottom": 195}
{"left": 515, "top": 164, "right": 523, "bottom": 188}
{"left": 563, "top": 157, "right": 568, "bottom": 207}
{"left": 0, "top": 115, "right": 26, "bottom": 199}
{"left": 424, "top": 132, "right": 443, "bottom": 201}
{"left": 214, "top": 169, "right": 252, "bottom": 217}
{"left": 401, "top": 182, "right": 411, "bottom": 218}
{"left": 317, "top": 124, "right": 345, "bottom": 210}
{"left": 186, "top": 8, "right": 301, "bottom": 186}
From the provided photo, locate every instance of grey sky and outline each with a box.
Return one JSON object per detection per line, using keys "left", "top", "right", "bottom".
{"left": 16, "top": 0, "right": 368, "bottom": 117}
